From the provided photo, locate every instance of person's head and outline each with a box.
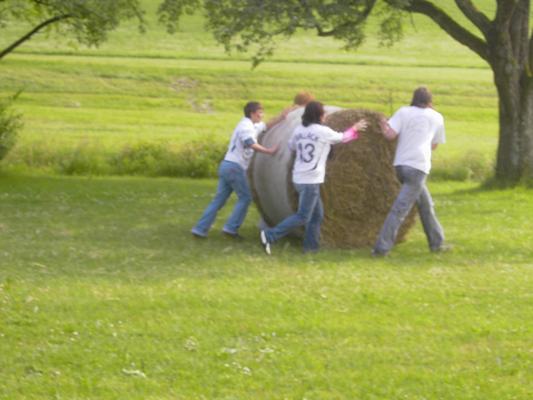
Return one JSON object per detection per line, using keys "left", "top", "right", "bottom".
{"left": 302, "top": 101, "right": 325, "bottom": 127}
{"left": 293, "top": 91, "right": 315, "bottom": 107}
{"left": 244, "top": 101, "right": 264, "bottom": 123}
{"left": 410, "top": 86, "right": 433, "bottom": 108}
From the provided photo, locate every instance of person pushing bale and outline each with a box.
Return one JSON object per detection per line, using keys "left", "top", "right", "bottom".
{"left": 373, "top": 86, "right": 451, "bottom": 256}
{"left": 191, "top": 101, "right": 291, "bottom": 239}
{"left": 260, "top": 101, "right": 368, "bottom": 254}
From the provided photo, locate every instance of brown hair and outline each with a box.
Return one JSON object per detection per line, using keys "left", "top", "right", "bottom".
{"left": 410, "top": 86, "right": 432, "bottom": 108}
{"left": 302, "top": 101, "right": 325, "bottom": 127}
{"left": 293, "top": 91, "right": 315, "bottom": 106}
{"left": 244, "top": 101, "right": 262, "bottom": 118}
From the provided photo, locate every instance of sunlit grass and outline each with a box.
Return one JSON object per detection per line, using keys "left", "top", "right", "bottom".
{"left": 0, "top": 174, "right": 532, "bottom": 399}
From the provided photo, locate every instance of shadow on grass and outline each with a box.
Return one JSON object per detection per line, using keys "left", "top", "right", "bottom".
{"left": 1, "top": 173, "right": 532, "bottom": 282}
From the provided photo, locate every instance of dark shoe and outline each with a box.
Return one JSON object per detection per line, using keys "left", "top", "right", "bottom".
{"left": 431, "top": 243, "right": 453, "bottom": 253}
{"left": 222, "top": 230, "right": 244, "bottom": 240}
{"left": 191, "top": 229, "right": 207, "bottom": 239}
{"left": 260, "top": 230, "right": 271, "bottom": 255}
{"left": 371, "top": 249, "right": 388, "bottom": 257}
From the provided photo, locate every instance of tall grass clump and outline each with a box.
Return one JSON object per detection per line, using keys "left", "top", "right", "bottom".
{"left": 0, "top": 94, "right": 22, "bottom": 161}
{"left": 8, "top": 136, "right": 496, "bottom": 182}
{"left": 12, "top": 138, "right": 228, "bottom": 178}
{"left": 108, "top": 139, "right": 226, "bottom": 177}
{"left": 432, "top": 151, "right": 494, "bottom": 182}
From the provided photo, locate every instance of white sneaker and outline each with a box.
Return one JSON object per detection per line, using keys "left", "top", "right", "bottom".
{"left": 260, "top": 230, "right": 271, "bottom": 255}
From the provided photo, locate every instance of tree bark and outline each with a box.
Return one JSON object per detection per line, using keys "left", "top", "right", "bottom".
{"left": 0, "top": 14, "right": 71, "bottom": 60}
{"left": 493, "top": 73, "right": 523, "bottom": 182}
{"left": 488, "top": 1, "right": 533, "bottom": 182}
{"left": 520, "top": 75, "right": 533, "bottom": 177}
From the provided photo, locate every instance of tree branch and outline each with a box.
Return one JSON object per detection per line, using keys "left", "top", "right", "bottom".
{"left": 404, "top": 0, "right": 489, "bottom": 61}
{"left": 316, "top": 0, "right": 377, "bottom": 37}
{"left": 297, "top": 0, "right": 325, "bottom": 35}
{"left": 454, "top": 0, "right": 491, "bottom": 37}
{"left": 510, "top": 0, "right": 529, "bottom": 65}
{"left": 0, "top": 14, "right": 71, "bottom": 60}
{"left": 494, "top": 0, "right": 519, "bottom": 26}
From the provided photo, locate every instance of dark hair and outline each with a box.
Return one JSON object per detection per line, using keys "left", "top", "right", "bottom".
{"left": 302, "top": 101, "right": 325, "bottom": 127}
{"left": 244, "top": 101, "right": 262, "bottom": 118}
{"left": 411, "top": 86, "right": 433, "bottom": 108}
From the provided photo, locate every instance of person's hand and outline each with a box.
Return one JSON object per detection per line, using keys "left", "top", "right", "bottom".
{"left": 379, "top": 117, "right": 389, "bottom": 132}
{"left": 354, "top": 119, "right": 368, "bottom": 132}
{"left": 269, "top": 143, "right": 280, "bottom": 155}
{"left": 379, "top": 117, "right": 398, "bottom": 140}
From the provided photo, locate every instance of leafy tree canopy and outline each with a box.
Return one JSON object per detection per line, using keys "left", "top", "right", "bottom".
{"left": 159, "top": 0, "right": 405, "bottom": 66}
{"left": 0, "top": 0, "right": 145, "bottom": 59}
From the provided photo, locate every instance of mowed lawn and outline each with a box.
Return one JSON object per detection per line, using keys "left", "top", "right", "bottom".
{"left": 1, "top": 1, "right": 532, "bottom": 398}
{"left": 0, "top": 174, "right": 531, "bottom": 399}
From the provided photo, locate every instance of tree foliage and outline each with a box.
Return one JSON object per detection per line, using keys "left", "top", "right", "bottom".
{"left": 159, "top": 0, "right": 409, "bottom": 66}
{"left": 0, "top": 0, "right": 145, "bottom": 59}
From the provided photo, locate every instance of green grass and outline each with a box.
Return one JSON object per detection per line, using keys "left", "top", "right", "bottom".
{"left": 1, "top": 3, "right": 532, "bottom": 398}
{"left": 0, "top": 174, "right": 532, "bottom": 399}
{"left": 0, "top": 1, "right": 504, "bottom": 179}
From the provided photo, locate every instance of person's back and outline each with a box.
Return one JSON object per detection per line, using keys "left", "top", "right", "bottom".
{"left": 289, "top": 123, "right": 343, "bottom": 184}
{"left": 391, "top": 105, "right": 445, "bottom": 174}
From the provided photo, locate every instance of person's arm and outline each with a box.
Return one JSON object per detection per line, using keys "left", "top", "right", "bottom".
{"left": 380, "top": 118, "right": 398, "bottom": 141}
{"left": 251, "top": 142, "right": 279, "bottom": 155}
{"left": 342, "top": 119, "right": 368, "bottom": 143}
{"left": 431, "top": 116, "right": 445, "bottom": 151}
{"left": 242, "top": 135, "right": 278, "bottom": 155}
{"left": 265, "top": 105, "right": 297, "bottom": 130}
{"left": 288, "top": 132, "right": 297, "bottom": 151}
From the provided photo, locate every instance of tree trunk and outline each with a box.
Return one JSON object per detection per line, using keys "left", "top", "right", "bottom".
{"left": 492, "top": 67, "right": 533, "bottom": 183}
{"left": 489, "top": 0, "right": 532, "bottom": 183}
{"left": 493, "top": 68, "right": 523, "bottom": 182}
{"left": 520, "top": 74, "right": 533, "bottom": 177}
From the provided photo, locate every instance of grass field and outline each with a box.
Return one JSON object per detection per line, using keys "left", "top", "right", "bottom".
{"left": 1, "top": 2, "right": 532, "bottom": 398}
{"left": 0, "top": 0, "right": 499, "bottom": 179}
{"left": 0, "top": 173, "right": 532, "bottom": 399}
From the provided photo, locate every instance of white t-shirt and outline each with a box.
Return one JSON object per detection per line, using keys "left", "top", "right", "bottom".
{"left": 289, "top": 123, "right": 344, "bottom": 184}
{"left": 224, "top": 117, "right": 266, "bottom": 170}
{"left": 389, "top": 106, "right": 446, "bottom": 174}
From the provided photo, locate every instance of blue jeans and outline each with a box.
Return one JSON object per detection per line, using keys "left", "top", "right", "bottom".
{"left": 374, "top": 165, "right": 444, "bottom": 254}
{"left": 192, "top": 160, "right": 252, "bottom": 236}
{"left": 264, "top": 183, "right": 323, "bottom": 252}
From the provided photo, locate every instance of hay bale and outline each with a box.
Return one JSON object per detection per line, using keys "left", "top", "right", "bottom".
{"left": 321, "top": 109, "right": 416, "bottom": 247}
{"left": 249, "top": 107, "right": 416, "bottom": 248}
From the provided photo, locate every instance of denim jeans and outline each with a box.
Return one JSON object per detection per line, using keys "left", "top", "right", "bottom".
{"left": 374, "top": 165, "right": 444, "bottom": 254}
{"left": 191, "top": 160, "right": 252, "bottom": 236}
{"left": 264, "top": 183, "right": 323, "bottom": 252}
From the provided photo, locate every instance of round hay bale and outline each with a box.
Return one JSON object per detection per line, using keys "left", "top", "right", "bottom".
{"left": 249, "top": 107, "right": 416, "bottom": 248}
